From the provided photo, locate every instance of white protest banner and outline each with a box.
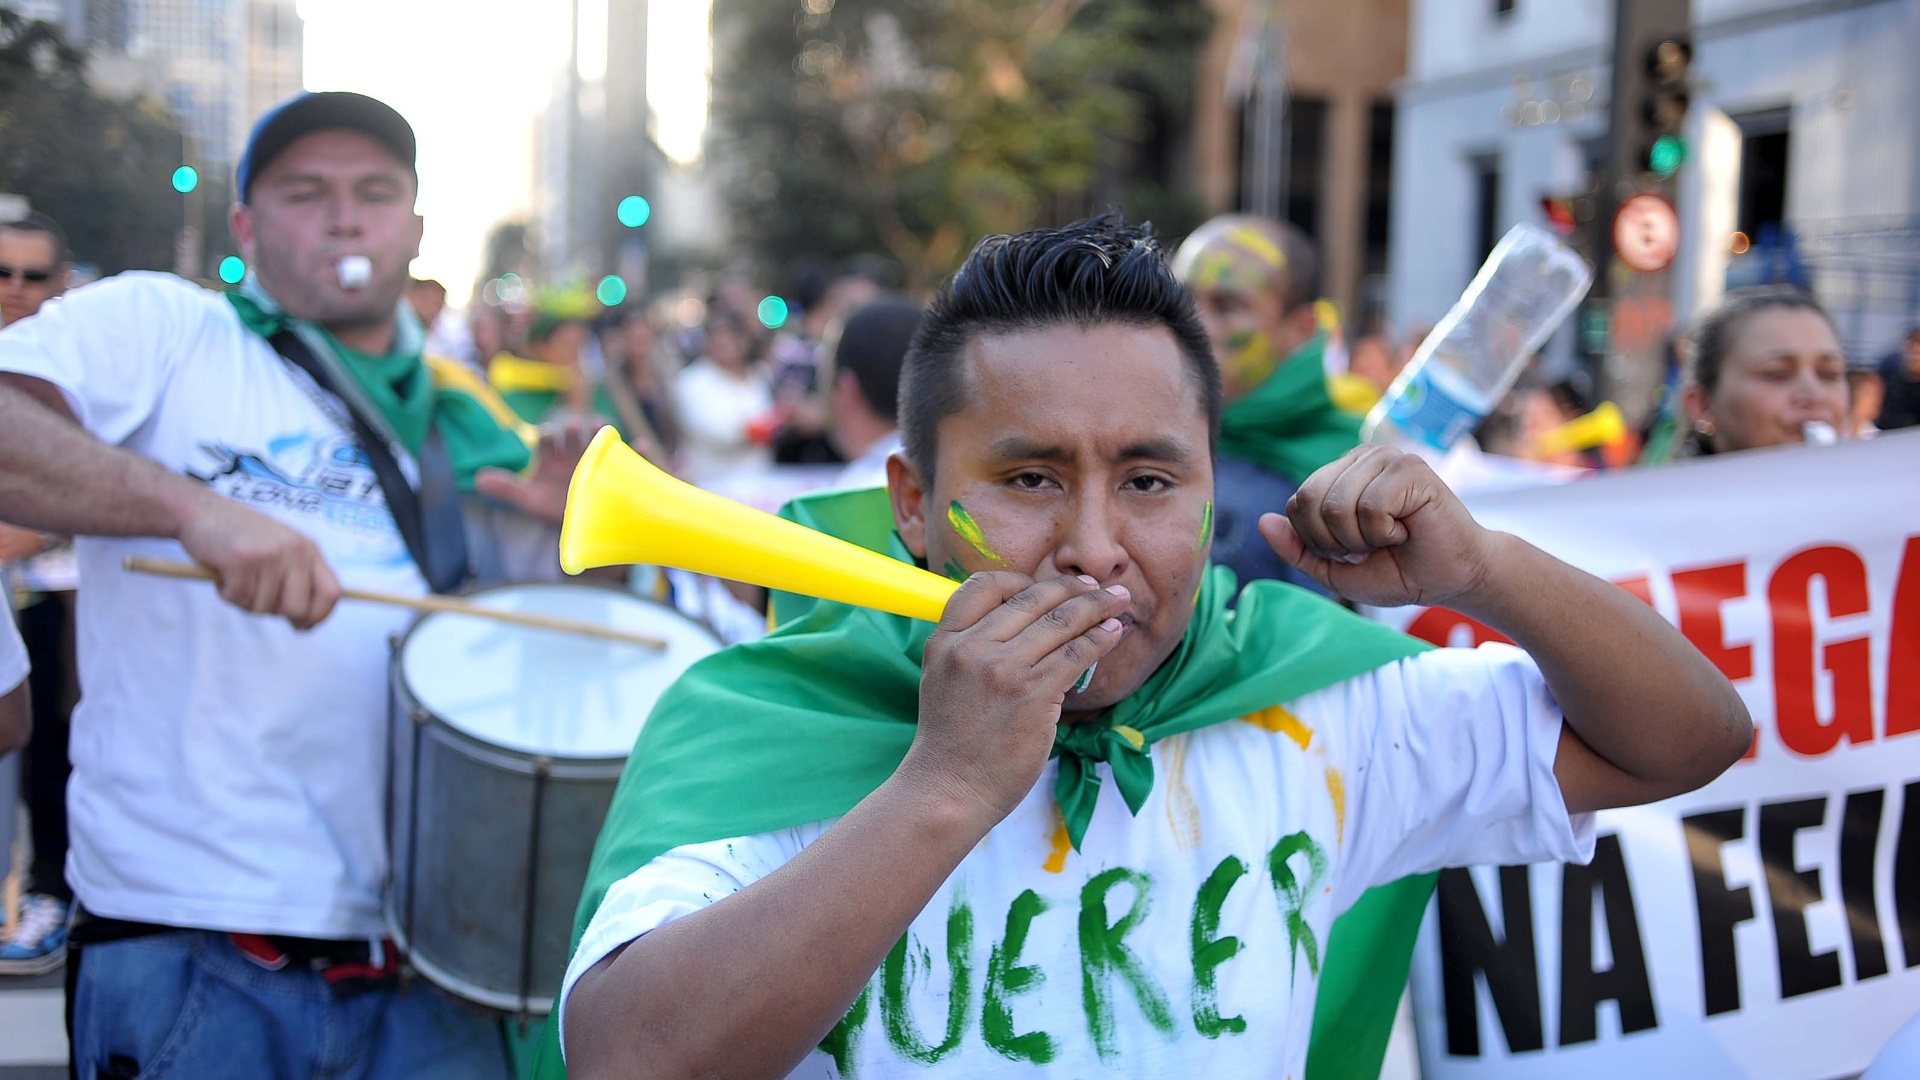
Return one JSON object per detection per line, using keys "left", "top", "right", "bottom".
{"left": 1378, "top": 431, "right": 1920, "bottom": 1080}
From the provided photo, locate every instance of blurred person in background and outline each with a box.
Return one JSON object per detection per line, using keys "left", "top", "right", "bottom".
{"left": 489, "top": 310, "right": 592, "bottom": 425}
{"left": 1847, "top": 358, "right": 1884, "bottom": 440}
{"left": 1346, "top": 316, "right": 1399, "bottom": 392}
{"left": 1172, "top": 215, "right": 1350, "bottom": 594}
{"left": 1875, "top": 326, "right": 1920, "bottom": 431}
{"left": 467, "top": 299, "right": 510, "bottom": 370}
{"left": 821, "top": 296, "right": 921, "bottom": 491}
{"left": 673, "top": 306, "right": 775, "bottom": 487}
{"left": 768, "top": 273, "right": 881, "bottom": 467}
{"left": 0, "top": 213, "right": 68, "bottom": 327}
{"left": 1681, "top": 285, "right": 1850, "bottom": 456}
{"left": 406, "top": 276, "right": 446, "bottom": 335}
{"left": 0, "top": 210, "right": 77, "bottom": 976}
{"left": 595, "top": 305, "right": 677, "bottom": 465}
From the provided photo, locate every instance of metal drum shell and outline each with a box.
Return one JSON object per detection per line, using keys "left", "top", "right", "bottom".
{"left": 385, "top": 582, "right": 720, "bottom": 1017}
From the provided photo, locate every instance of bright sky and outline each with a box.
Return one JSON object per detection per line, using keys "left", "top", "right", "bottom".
{"left": 298, "top": 0, "right": 711, "bottom": 300}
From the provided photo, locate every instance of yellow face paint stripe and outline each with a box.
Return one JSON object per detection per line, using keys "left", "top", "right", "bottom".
{"left": 947, "top": 501, "right": 1005, "bottom": 566}
{"left": 1199, "top": 500, "right": 1214, "bottom": 550}
{"left": 1243, "top": 704, "right": 1313, "bottom": 751}
{"left": 1224, "top": 225, "right": 1286, "bottom": 269}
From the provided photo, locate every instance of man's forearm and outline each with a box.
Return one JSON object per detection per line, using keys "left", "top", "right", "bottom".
{"left": 1454, "top": 532, "right": 1751, "bottom": 809}
{"left": 565, "top": 767, "right": 992, "bottom": 1080}
{"left": 0, "top": 382, "right": 207, "bottom": 539}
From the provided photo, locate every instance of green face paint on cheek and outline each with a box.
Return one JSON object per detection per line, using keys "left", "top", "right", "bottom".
{"left": 943, "top": 558, "right": 969, "bottom": 583}
{"left": 948, "top": 501, "right": 1006, "bottom": 566}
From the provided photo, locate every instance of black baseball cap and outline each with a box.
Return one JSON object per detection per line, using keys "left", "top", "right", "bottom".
{"left": 237, "top": 92, "right": 417, "bottom": 202}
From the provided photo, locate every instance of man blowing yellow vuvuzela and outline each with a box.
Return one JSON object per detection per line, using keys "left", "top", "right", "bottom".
{"left": 547, "top": 215, "right": 1752, "bottom": 1080}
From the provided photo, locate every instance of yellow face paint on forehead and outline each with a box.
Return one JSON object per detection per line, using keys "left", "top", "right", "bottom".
{"left": 1222, "top": 225, "right": 1286, "bottom": 269}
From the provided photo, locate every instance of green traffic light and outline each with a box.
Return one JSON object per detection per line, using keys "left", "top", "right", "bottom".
{"left": 596, "top": 275, "right": 629, "bottom": 306}
{"left": 172, "top": 166, "right": 199, "bottom": 193}
{"left": 617, "top": 195, "right": 651, "bottom": 228}
{"left": 1649, "top": 135, "right": 1687, "bottom": 179}
{"left": 757, "top": 295, "right": 789, "bottom": 329}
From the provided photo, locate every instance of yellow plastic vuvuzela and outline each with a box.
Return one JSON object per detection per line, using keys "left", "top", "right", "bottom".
{"left": 1532, "top": 400, "right": 1627, "bottom": 457}
{"left": 559, "top": 426, "right": 959, "bottom": 623}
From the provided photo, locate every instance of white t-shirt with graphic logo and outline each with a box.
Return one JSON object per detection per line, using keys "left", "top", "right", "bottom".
{"left": 561, "top": 643, "right": 1595, "bottom": 1078}
{"left": 0, "top": 272, "right": 427, "bottom": 939}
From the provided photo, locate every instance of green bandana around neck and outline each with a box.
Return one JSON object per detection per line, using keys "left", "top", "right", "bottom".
{"left": 529, "top": 484, "right": 1437, "bottom": 1079}
{"left": 226, "top": 287, "right": 531, "bottom": 490}
{"left": 1219, "top": 331, "right": 1366, "bottom": 482}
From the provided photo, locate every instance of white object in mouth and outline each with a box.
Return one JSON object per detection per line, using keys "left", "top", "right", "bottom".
{"left": 1802, "top": 420, "right": 1838, "bottom": 446}
{"left": 337, "top": 255, "right": 372, "bottom": 290}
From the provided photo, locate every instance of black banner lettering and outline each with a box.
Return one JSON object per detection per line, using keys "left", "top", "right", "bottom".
{"left": 1558, "top": 834, "right": 1657, "bottom": 1045}
{"left": 1438, "top": 866, "right": 1543, "bottom": 1056}
{"left": 1760, "top": 798, "right": 1843, "bottom": 998}
{"left": 1684, "top": 808, "right": 1753, "bottom": 1016}
{"left": 1839, "top": 787, "right": 1888, "bottom": 981}
{"left": 1899, "top": 781, "right": 1920, "bottom": 969}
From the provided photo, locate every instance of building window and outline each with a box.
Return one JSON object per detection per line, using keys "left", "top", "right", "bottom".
{"left": 1469, "top": 152, "right": 1503, "bottom": 270}
{"left": 1733, "top": 107, "right": 1791, "bottom": 239}
{"left": 1364, "top": 100, "right": 1395, "bottom": 276}
{"left": 1232, "top": 94, "right": 1327, "bottom": 240}
{"left": 1284, "top": 96, "right": 1328, "bottom": 240}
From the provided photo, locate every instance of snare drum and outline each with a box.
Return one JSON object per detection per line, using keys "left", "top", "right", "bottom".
{"left": 386, "top": 582, "right": 721, "bottom": 1015}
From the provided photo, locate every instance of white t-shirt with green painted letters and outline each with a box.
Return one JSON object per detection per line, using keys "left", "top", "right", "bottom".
{"left": 562, "top": 643, "right": 1595, "bottom": 1077}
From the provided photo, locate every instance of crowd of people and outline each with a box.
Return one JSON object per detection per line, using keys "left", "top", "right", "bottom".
{"left": 0, "top": 86, "right": 1913, "bottom": 1080}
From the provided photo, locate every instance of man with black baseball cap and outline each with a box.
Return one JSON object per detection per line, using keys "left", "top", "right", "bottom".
{"left": 0, "top": 90, "right": 564, "bottom": 1077}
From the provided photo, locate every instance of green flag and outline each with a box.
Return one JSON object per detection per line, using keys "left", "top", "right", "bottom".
{"left": 1219, "top": 332, "right": 1369, "bottom": 482}
{"left": 533, "top": 485, "right": 1438, "bottom": 1080}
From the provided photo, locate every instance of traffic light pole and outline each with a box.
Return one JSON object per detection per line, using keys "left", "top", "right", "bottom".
{"left": 1590, "top": 0, "right": 1691, "bottom": 428}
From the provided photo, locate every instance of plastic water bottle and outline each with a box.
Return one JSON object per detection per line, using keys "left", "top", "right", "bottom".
{"left": 1363, "top": 223, "right": 1593, "bottom": 451}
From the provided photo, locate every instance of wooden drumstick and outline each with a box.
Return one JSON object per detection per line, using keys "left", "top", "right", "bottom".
{"left": 122, "top": 556, "right": 669, "bottom": 650}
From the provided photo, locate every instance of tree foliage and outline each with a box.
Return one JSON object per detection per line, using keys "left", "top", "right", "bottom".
{"left": 0, "top": 11, "right": 194, "bottom": 275}
{"left": 711, "top": 0, "right": 1212, "bottom": 290}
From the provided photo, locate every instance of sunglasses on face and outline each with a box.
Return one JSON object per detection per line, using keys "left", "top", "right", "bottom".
{"left": 0, "top": 265, "right": 56, "bottom": 284}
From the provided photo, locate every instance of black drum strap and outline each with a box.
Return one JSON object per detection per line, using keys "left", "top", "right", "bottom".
{"left": 267, "top": 328, "right": 471, "bottom": 593}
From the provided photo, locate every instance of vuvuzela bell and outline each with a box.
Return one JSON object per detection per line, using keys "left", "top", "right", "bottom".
{"left": 559, "top": 427, "right": 959, "bottom": 623}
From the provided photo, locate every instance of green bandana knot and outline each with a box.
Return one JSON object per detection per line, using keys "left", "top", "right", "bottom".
{"left": 1051, "top": 719, "right": 1156, "bottom": 850}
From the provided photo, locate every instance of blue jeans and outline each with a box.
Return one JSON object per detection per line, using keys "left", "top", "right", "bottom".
{"left": 71, "top": 930, "right": 511, "bottom": 1080}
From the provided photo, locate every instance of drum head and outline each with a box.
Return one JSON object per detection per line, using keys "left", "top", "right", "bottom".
{"left": 398, "top": 583, "right": 721, "bottom": 758}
